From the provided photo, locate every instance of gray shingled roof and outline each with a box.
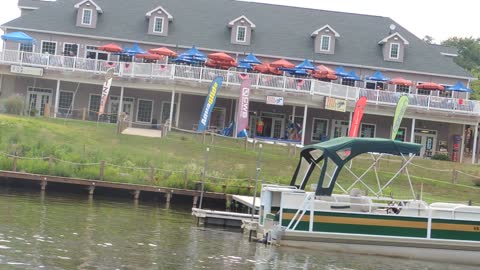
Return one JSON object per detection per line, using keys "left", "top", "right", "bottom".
{"left": 4, "top": 0, "right": 472, "bottom": 78}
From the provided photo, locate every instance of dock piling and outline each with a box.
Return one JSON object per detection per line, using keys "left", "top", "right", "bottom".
{"left": 193, "top": 196, "right": 198, "bottom": 208}
{"left": 41, "top": 178, "right": 47, "bottom": 191}
{"left": 166, "top": 192, "right": 172, "bottom": 203}
{"left": 88, "top": 183, "right": 95, "bottom": 196}
{"left": 133, "top": 190, "right": 140, "bottom": 200}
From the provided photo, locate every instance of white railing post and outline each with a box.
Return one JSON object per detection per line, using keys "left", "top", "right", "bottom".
{"left": 376, "top": 89, "right": 380, "bottom": 104}
{"left": 72, "top": 57, "right": 76, "bottom": 72}
{"left": 226, "top": 70, "right": 230, "bottom": 86}
{"left": 427, "top": 95, "right": 431, "bottom": 110}
{"left": 199, "top": 66, "right": 203, "bottom": 83}
{"left": 255, "top": 74, "right": 260, "bottom": 89}
{"left": 329, "top": 82, "right": 333, "bottom": 96}
{"left": 150, "top": 63, "right": 154, "bottom": 79}
{"left": 132, "top": 62, "right": 136, "bottom": 77}
{"left": 19, "top": 51, "right": 24, "bottom": 66}
{"left": 282, "top": 75, "right": 287, "bottom": 91}
{"left": 171, "top": 64, "right": 176, "bottom": 79}
{"left": 310, "top": 79, "right": 315, "bottom": 95}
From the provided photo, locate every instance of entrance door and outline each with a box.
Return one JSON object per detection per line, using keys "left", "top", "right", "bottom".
{"left": 26, "top": 88, "right": 52, "bottom": 116}
{"left": 331, "top": 120, "right": 349, "bottom": 138}
{"left": 108, "top": 96, "right": 134, "bottom": 124}
{"left": 260, "top": 112, "right": 286, "bottom": 139}
{"left": 414, "top": 129, "right": 437, "bottom": 157}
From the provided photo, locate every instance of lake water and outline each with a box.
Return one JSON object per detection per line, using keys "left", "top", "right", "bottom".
{"left": 0, "top": 187, "right": 475, "bottom": 270}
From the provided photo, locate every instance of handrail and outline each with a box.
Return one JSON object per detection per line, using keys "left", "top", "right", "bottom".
{"left": 1, "top": 49, "right": 478, "bottom": 114}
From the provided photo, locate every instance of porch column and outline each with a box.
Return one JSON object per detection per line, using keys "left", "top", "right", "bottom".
{"left": 301, "top": 105, "right": 308, "bottom": 146}
{"left": 168, "top": 89, "right": 175, "bottom": 131}
{"left": 460, "top": 124, "right": 466, "bottom": 163}
{"left": 292, "top": 105, "right": 296, "bottom": 121}
{"left": 410, "top": 118, "right": 416, "bottom": 143}
{"left": 0, "top": 74, "right": 3, "bottom": 96}
{"left": 472, "top": 123, "right": 479, "bottom": 164}
{"left": 175, "top": 93, "right": 182, "bottom": 128}
{"left": 118, "top": 86, "right": 124, "bottom": 124}
{"left": 348, "top": 111, "right": 353, "bottom": 128}
{"left": 53, "top": 79, "right": 61, "bottom": 118}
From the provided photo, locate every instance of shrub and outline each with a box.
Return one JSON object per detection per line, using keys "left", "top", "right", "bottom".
{"left": 3, "top": 95, "right": 25, "bottom": 115}
{"left": 431, "top": 153, "right": 450, "bottom": 161}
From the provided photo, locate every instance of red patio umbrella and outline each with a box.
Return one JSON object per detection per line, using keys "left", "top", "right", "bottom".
{"left": 389, "top": 77, "right": 413, "bottom": 86}
{"left": 316, "top": 65, "right": 336, "bottom": 75}
{"left": 148, "top": 47, "right": 177, "bottom": 57}
{"left": 270, "top": 59, "right": 295, "bottom": 69}
{"left": 268, "top": 65, "right": 283, "bottom": 75}
{"left": 207, "top": 52, "right": 235, "bottom": 62}
{"left": 135, "top": 53, "right": 164, "bottom": 60}
{"left": 253, "top": 63, "right": 270, "bottom": 73}
{"left": 98, "top": 43, "right": 123, "bottom": 53}
{"left": 205, "top": 59, "right": 237, "bottom": 69}
{"left": 416, "top": 82, "right": 445, "bottom": 91}
{"left": 312, "top": 72, "right": 338, "bottom": 81}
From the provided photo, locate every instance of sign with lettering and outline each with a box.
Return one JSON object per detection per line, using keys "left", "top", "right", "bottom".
{"left": 266, "top": 96, "right": 284, "bottom": 106}
{"left": 325, "top": 97, "right": 347, "bottom": 112}
{"left": 10, "top": 65, "right": 43, "bottom": 76}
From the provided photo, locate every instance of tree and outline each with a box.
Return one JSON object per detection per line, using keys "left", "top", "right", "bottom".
{"left": 441, "top": 37, "right": 480, "bottom": 99}
{"left": 422, "top": 35, "right": 434, "bottom": 44}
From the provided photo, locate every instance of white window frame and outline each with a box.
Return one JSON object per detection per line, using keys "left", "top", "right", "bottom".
{"left": 160, "top": 101, "right": 177, "bottom": 124}
{"left": 18, "top": 43, "right": 35, "bottom": 52}
{"left": 311, "top": 118, "right": 329, "bottom": 142}
{"left": 320, "top": 35, "right": 331, "bottom": 51}
{"left": 360, "top": 123, "right": 376, "bottom": 138}
{"left": 88, "top": 94, "right": 101, "bottom": 113}
{"left": 236, "top": 26, "right": 247, "bottom": 42}
{"left": 85, "top": 44, "right": 109, "bottom": 60}
{"left": 82, "top": 8, "right": 93, "bottom": 25}
{"left": 153, "top": 16, "right": 164, "bottom": 33}
{"left": 396, "top": 84, "right": 410, "bottom": 93}
{"left": 58, "top": 90, "right": 75, "bottom": 112}
{"left": 41, "top": 40, "right": 57, "bottom": 55}
{"left": 63, "top": 43, "right": 79, "bottom": 56}
{"left": 136, "top": 98, "right": 154, "bottom": 123}
{"left": 389, "top": 42, "right": 400, "bottom": 59}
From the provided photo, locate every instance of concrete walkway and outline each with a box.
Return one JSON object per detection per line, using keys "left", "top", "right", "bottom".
{"left": 121, "top": 127, "right": 162, "bottom": 138}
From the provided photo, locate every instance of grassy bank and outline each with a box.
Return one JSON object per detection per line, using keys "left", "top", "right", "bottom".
{"left": 0, "top": 114, "right": 479, "bottom": 203}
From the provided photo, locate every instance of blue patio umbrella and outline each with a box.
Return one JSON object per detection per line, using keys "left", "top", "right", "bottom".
{"left": 178, "top": 46, "right": 207, "bottom": 61}
{"left": 365, "top": 70, "right": 389, "bottom": 81}
{"left": 446, "top": 81, "right": 473, "bottom": 93}
{"left": 295, "top": 59, "right": 316, "bottom": 70}
{"left": 237, "top": 62, "right": 253, "bottom": 70}
{"left": 240, "top": 53, "right": 261, "bottom": 65}
{"left": 122, "top": 43, "right": 146, "bottom": 56}
{"left": 335, "top": 66, "right": 350, "bottom": 77}
{"left": 280, "top": 67, "right": 309, "bottom": 76}
{"left": 1, "top": 31, "right": 36, "bottom": 44}
{"left": 343, "top": 71, "right": 362, "bottom": 81}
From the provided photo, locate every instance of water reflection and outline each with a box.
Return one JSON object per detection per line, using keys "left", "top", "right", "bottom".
{"left": 0, "top": 188, "right": 477, "bottom": 270}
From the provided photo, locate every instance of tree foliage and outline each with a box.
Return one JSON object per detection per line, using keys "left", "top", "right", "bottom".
{"left": 441, "top": 37, "right": 480, "bottom": 99}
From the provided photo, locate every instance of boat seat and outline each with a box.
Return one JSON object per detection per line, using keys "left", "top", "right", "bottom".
{"left": 350, "top": 196, "right": 373, "bottom": 212}
{"left": 398, "top": 200, "right": 428, "bottom": 217}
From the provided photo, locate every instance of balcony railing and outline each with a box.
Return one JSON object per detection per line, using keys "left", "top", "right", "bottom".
{"left": 1, "top": 49, "right": 478, "bottom": 114}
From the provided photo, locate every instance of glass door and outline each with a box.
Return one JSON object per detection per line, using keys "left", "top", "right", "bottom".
{"left": 331, "top": 120, "right": 349, "bottom": 138}
{"left": 26, "top": 89, "right": 52, "bottom": 116}
{"left": 414, "top": 129, "right": 437, "bottom": 158}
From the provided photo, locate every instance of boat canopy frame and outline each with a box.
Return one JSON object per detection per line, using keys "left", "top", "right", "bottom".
{"left": 289, "top": 137, "right": 422, "bottom": 197}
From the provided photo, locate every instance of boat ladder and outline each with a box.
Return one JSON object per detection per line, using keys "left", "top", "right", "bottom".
{"left": 286, "top": 193, "right": 314, "bottom": 231}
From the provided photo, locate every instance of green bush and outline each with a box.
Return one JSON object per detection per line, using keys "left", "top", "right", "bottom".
{"left": 3, "top": 95, "right": 25, "bottom": 115}
{"left": 431, "top": 153, "right": 450, "bottom": 161}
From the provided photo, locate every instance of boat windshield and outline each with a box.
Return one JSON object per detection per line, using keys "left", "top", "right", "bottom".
{"left": 292, "top": 149, "right": 323, "bottom": 188}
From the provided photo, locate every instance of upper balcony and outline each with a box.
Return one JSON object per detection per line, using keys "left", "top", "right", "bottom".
{"left": 1, "top": 49, "right": 479, "bottom": 116}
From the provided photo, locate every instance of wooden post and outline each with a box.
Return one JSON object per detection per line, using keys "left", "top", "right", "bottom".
{"left": 202, "top": 131, "right": 207, "bottom": 145}
{"left": 82, "top": 107, "right": 87, "bottom": 121}
{"left": 166, "top": 192, "right": 172, "bottom": 203}
{"left": 88, "top": 183, "right": 95, "bottom": 196}
{"left": 133, "top": 190, "right": 140, "bottom": 200}
{"left": 12, "top": 152, "right": 18, "bottom": 172}
{"left": 210, "top": 132, "right": 214, "bottom": 145}
{"left": 244, "top": 136, "right": 248, "bottom": 151}
{"left": 99, "top": 161, "right": 105, "bottom": 181}
{"left": 149, "top": 161, "right": 155, "bottom": 184}
{"left": 193, "top": 196, "right": 198, "bottom": 208}
{"left": 41, "top": 178, "right": 47, "bottom": 191}
{"left": 226, "top": 195, "right": 232, "bottom": 211}
{"left": 452, "top": 169, "right": 458, "bottom": 184}
{"left": 48, "top": 155, "right": 53, "bottom": 174}
{"left": 184, "top": 168, "right": 188, "bottom": 189}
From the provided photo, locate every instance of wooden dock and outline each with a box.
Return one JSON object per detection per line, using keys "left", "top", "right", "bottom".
{"left": 0, "top": 170, "right": 227, "bottom": 206}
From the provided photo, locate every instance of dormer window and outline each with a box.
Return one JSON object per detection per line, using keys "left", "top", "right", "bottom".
{"left": 236, "top": 26, "right": 247, "bottom": 42}
{"left": 390, "top": 43, "right": 400, "bottom": 59}
{"left": 379, "top": 32, "right": 409, "bottom": 62}
{"left": 146, "top": 6, "right": 173, "bottom": 36}
{"left": 153, "top": 17, "right": 164, "bottom": 33}
{"left": 82, "top": 9, "right": 92, "bottom": 25}
{"left": 74, "top": 0, "right": 102, "bottom": 29}
{"left": 320, "top": 35, "right": 331, "bottom": 51}
{"left": 228, "top": 15, "right": 255, "bottom": 46}
{"left": 311, "top": 25, "right": 339, "bottom": 55}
